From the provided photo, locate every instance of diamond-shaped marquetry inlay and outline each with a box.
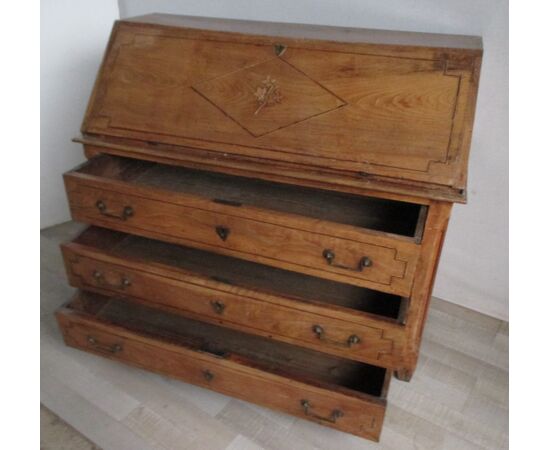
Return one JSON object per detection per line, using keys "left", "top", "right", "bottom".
{"left": 193, "top": 58, "right": 346, "bottom": 137}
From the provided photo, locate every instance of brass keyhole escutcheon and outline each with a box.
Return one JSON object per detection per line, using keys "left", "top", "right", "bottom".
{"left": 202, "top": 370, "right": 214, "bottom": 382}
{"left": 211, "top": 300, "right": 225, "bottom": 315}
{"left": 215, "top": 226, "right": 230, "bottom": 241}
{"left": 274, "top": 43, "right": 287, "bottom": 56}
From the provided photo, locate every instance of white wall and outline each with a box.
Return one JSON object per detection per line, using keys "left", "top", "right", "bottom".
{"left": 41, "top": 0, "right": 119, "bottom": 228}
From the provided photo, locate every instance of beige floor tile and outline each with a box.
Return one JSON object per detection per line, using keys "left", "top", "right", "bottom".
{"left": 122, "top": 405, "right": 195, "bottom": 450}
{"left": 461, "top": 394, "right": 509, "bottom": 434}
{"left": 473, "top": 364, "right": 509, "bottom": 409}
{"left": 41, "top": 405, "right": 101, "bottom": 450}
{"left": 288, "top": 416, "right": 379, "bottom": 450}
{"left": 216, "top": 400, "right": 318, "bottom": 450}
{"left": 240, "top": 401, "right": 296, "bottom": 430}
{"left": 390, "top": 382, "right": 507, "bottom": 449}
{"left": 224, "top": 434, "right": 266, "bottom": 450}
{"left": 400, "top": 355, "right": 477, "bottom": 411}
{"left": 41, "top": 373, "right": 155, "bottom": 450}
{"left": 41, "top": 340, "right": 140, "bottom": 420}
{"left": 383, "top": 404, "right": 446, "bottom": 449}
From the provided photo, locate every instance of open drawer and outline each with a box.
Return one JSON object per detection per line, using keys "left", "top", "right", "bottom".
{"left": 62, "top": 227, "right": 408, "bottom": 368}
{"left": 56, "top": 291, "right": 391, "bottom": 441}
{"left": 64, "top": 155, "right": 424, "bottom": 296}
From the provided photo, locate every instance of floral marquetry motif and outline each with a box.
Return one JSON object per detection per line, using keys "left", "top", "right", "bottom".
{"left": 253, "top": 76, "right": 283, "bottom": 115}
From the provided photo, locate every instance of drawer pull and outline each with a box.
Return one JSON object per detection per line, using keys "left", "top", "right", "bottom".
{"left": 215, "top": 226, "right": 230, "bottom": 241}
{"left": 95, "top": 200, "right": 134, "bottom": 221}
{"left": 202, "top": 370, "right": 214, "bottom": 382}
{"left": 322, "top": 249, "right": 372, "bottom": 271}
{"left": 210, "top": 300, "right": 226, "bottom": 315}
{"left": 300, "top": 400, "right": 343, "bottom": 423}
{"left": 92, "top": 270, "right": 131, "bottom": 290}
{"left": 87, "top": 335, "right": 122, "bottom": 354}
{"left": 312, "top": 325, "right": 361, "bottom": 348}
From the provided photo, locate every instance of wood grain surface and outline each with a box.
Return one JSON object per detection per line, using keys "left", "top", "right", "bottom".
{"left": 62, "top": 226, "right": 408, "bottom": 368}
{"left": 81, "top": 16, "right": 481, "bottom": 193}
{"left": 56, "top": 292, "right": 390, "bottom": 441}
{"left": 64, "top": 155, "right": 421, "bottom": 295}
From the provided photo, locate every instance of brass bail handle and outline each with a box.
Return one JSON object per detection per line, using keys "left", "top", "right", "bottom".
{"left": 300, "top": 400, "right": 343, "bottom": 423}
{"left": 312, "top": 325, "right": 361, "bottom": 348}
{"left": 96, "top": 200, "right": 134, "bottom": 221}
{"left": 87, "top": 335, "right": 123, "bottom": 354}
{"left": 322, "top": 249, "right": 372, "bottom": 272}
{"left": 92, "top": 270, "right": 131, "bottom": 290}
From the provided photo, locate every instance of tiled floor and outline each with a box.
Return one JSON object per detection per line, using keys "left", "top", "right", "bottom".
{"left": 41, "top": 404, "right": 101, "bottom": 450}
{"left": 41, "top": 221, "right": 508, "bottom": 450}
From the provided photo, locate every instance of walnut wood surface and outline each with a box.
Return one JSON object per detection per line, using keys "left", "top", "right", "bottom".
{"left": 56, "top": 292, "right": 390, "bottom": 441}
{"left": 81, "top": 16, "right": 481, "bottom": 194}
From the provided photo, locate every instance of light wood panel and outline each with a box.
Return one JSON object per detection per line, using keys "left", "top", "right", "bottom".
{"left": 81, "top": 16, "right": 481, "bottom": 192}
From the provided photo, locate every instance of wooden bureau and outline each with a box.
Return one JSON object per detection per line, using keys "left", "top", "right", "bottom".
{"left": 55, "top": 14, "right": 482, "bottom": 441}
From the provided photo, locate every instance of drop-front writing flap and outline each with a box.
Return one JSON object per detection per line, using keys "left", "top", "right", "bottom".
{"left": 82, "top": 14, "right": 482, "bottom": 194}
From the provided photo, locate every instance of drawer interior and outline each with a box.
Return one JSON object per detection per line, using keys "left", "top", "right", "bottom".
{"left": 77, "top": 155, "right": 426, "bottom": 238}
{"left": 75, "top": 227, "right": 407, "bottom": 322}
{"left": 71, "top": 291, "right": 390, "bottom": 399}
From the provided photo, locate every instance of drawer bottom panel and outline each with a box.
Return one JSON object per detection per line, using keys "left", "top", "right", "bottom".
{"left": 56, "top": 291, "right": 391, "bottom": 441}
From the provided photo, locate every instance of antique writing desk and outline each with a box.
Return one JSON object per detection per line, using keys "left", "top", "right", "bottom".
{"left": 55, "top": 14, "right": 482, "bottom": 441}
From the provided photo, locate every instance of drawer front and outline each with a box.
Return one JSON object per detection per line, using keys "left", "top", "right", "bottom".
{"left": 63, "top": 248, "right": 404, "bottom": 366}
{"left": 56, "top": 307, "right": 386, "bottom": 441}
{"left": 82, "top": 21, "right": 481, "bottom": 189}
{"left": 65, "top": 180, "right": 417, "bottom": 296}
